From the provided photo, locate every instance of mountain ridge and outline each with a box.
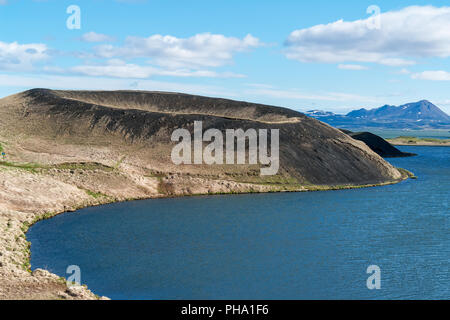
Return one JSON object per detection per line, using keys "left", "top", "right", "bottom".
{"left": 305, "top": 100, "right": 450, "bottom": 129}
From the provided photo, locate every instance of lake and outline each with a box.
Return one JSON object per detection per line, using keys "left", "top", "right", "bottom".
{"left": 28, "top": 146, "right": 450, "bottom": 300}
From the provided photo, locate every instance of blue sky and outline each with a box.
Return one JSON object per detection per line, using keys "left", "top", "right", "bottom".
{"left": 1, "top": 0, "right": 450, "bottom": 114}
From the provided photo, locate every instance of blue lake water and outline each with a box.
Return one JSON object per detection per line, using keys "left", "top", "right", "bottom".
{"left": 28, "top": 146, "right": 449, "bottom": 300}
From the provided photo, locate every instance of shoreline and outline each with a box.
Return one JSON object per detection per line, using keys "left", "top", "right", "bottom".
{"left": 0, "top": 155, "right": 413, "bottom": 300}
{"left": 390, "top": 143, "right": 450, "bottom": 147}
{"left": 0, "top": 88, "right": 423, "bottom": 299}
{"left": 21, "top": 171, "right": 412, "bottom": 300}
{"left": 0, "top": 89, "right": 438, "bottom": 299}
{"left": 387, "top": 137, "right": 450, "bottom": 147}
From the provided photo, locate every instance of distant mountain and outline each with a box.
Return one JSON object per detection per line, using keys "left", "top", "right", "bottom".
{"left": 305, "top": 110, "right": 336, "bottom": 117}
{"left": 347, "top": 100, "right": 450, "bottom": 121}
{"left": 306, "top": 100, "right": 450, "bottom": 129}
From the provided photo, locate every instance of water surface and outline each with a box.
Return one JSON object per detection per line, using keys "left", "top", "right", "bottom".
{"left": 28, "top": 146, "right": 449, "bottom": 299}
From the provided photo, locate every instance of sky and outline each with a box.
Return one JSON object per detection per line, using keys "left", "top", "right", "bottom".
{"left": 1, "top": 0, "right": 450, "bottom": 114}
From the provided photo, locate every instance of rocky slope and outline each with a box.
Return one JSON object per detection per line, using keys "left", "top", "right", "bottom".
{"left": 0, "top": 89, "right": 407, "bottom": 299}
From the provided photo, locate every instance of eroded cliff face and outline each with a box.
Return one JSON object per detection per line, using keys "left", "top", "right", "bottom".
{"left": 0, "top": 89, "right": 404, "bottom": 299}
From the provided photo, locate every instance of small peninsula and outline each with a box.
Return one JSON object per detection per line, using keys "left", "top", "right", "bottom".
{"left": 387, "top": 136, "right": 450, "bottom": 146}
{"left": 0, "top": 89, "right": 411, "bottom": 299}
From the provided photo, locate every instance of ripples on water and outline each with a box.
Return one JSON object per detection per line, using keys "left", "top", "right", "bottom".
{"left": 28, "top": 146, "right": 449, "bottom": 299}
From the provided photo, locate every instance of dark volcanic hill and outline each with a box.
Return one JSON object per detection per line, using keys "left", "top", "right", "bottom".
{"left": 0, "top": 89, "right": 403, "bottom": 188}
{"left": 306, "top": 100, "right": 450, "bottom": 129}
{"left": 340, "top": 130, "right": 416, "bottom": 158}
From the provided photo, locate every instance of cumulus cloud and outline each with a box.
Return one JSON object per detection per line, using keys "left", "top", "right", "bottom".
{"left": 285, "top": 6, "right": 450, "bottom": 66}
{"left": 94, "top": 33, "right": 263, "bottom": 69}
{"left": 81, "top": 32, "right": 115, "bottom": 43}
{"left": 71, "top": 59, "right": 156, "bottom": 78}
{"left": 338, "top": 64, "right": 368, "bottom": 70}
{"left": 0, "top": 41, "right": 48, "bottom": 71}
{"left": 411, "top": 70, "right": 450, "bottom": 81}
{"left": 244, "top": 87, "right": 380, "bottom": 103}
{"left": 0, "top": 73, "right": 237, "bottom": 98}
{"left": 71, "top": 59, "right": 245, "bottom": 79}
{"left": 0, "top": 32, "right": 259, "bottom": 79}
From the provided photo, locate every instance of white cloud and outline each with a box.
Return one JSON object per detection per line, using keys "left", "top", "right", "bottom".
{"left": 94, "top": 33, "right": 263, "bottom": 69}
{"left": 71, "top": 60, "right": 157, "bottom": 78}
{"left": 0, "top": 73, "right": 238, "bottom": 98}
{"left": 81, "top": 32, "right": 115, "bottom": 43}
{"left": 285, "top": 6, "right": 450, "bottom": 66}
{"left": 0, "top": 41, "right": 48, "bottom": 71}
{"left": 338, "top": 64, "right": 368, "bottom": 70}
{"left": 70, "top": 59, "right": 245, "bottom": 79}
{"left": 42, "top": 65, "right": 65, "bottom": 73}
{"left": 411, "top": 70, "right": 450, "bottom": 81}
{"left": 245, "top": 87, "right": 380, "bottom": 103}
{"left": 377, "top": 58, "right": 415, "bottom": 67}
{"left": 436, "top": 99, "right": 450, "bottom": 104}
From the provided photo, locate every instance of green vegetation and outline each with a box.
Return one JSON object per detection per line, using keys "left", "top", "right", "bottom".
{"left": 145, "top": 170, "right": 166, "bottom": 178}
{"left": 231, "top": 174, "right": 300, "bottom": 186}
{"left": 22, "top": 261, "right": 31, "bottom": 272}
{"left": 0, "top": 143, "right": 3, "bottom": 153}
{"left": 84, "top": 189, "right": 108, "bottom": 199}
{"left": 21, "top": 212, "right": 57, "bottom": 235}
{"left": 397, "top": 167, "right": 418, "bottom": 179}
{"left": 0, "top": 161, "right": 45, "bottom": 173}
{"left": 229, "top": 174, "right": 311, "bottom": 192}
{"left": 114, "top": 156, "right": 126, "bottom": 170}
{"left": 20, "top": 212, "right": 58, "bottom": 273}
{"left": 0, "top": 160, "right": 115, "bottom": 174}
{"left": 18, "top": 238, "right": 32, "bottom": 272}
{"left": 53, "top": 162, "right": 114, "bottom": 171}
{"left": 388, "top": 136, "right": 450, "bottom": 144}
{"left": 157, "top": 176, "right": 175, "bottom": 195}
